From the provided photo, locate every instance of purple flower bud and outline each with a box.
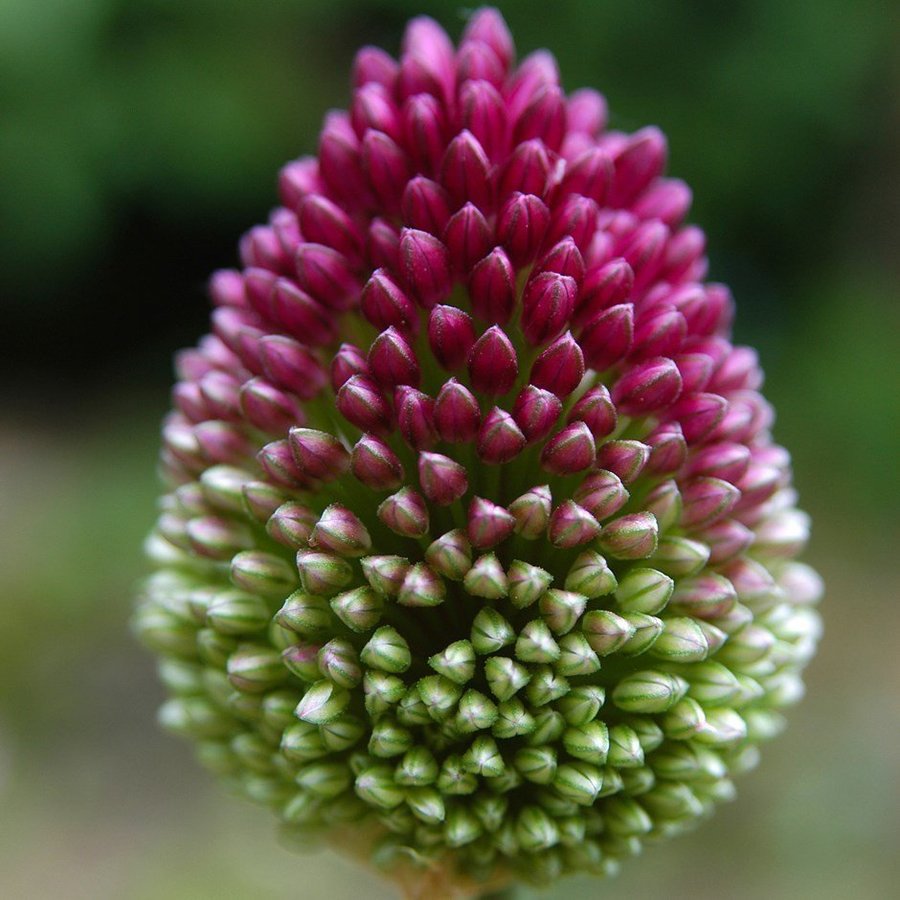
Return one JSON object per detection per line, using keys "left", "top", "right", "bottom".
{"left": 669, "top": 573, "right": 737, "bottom": 620}
{"left": 522, "top": 272, "right": 578, "bottom": 346}
{"left": 535, "top": 238, "right": 586, "bottom": 287}
{"left": 598, "top": 512, "right": 659, "bottom": 560}
{"left": 351, "top": 80, "right": 400, "bottom": 134}
{"left": 643, "top": 479, "right": 683, "bottom": 532}
{"left": 310, "top": 504, "right": 372, "bottom": 557}
{"left": 566, "top": 87, "right": 607, "bottom": 134}
{"left": 513, "top": 84, "right": 566, "bottom": 152}
{"left": 425, "top": 530, "right": 472, "bottom": 581}
{"left": 579, "top": 302, "right": 634, "bottom": 370}
{"left": 368, "top": 327, "right": 420, "bottom": 389}
{"left": 443, "top": 203, "right": 492, "bottom": 273}
{"left": 547, "top": 196, "right": 600, "bottom": 254}
{"left": 529, "top": 332, "right": 585, "bottom": 398}
{"left": 278, "top": 156, "right": 322, "bottom": 210}
{"left": 611, "top": 357, "right": 683, "bottom": 416}
{"left": 595, "top": 440, "right": 650, "bottom": 484}
{"left": 336, "top": 375, "right": 393, "bottom": 436}
{"left": 686, "top": 441, "right": 752, "bottom": 484}
{"left": 352, "top": 46, "right": 399, "bottom": 90}
{"left": 399, "top": 228, "right": 452, "bottom": 308}
{"left": 478, "top": 408, "right": 527, "bottom": 464}
{"left": 365, "top": 217, "right": 401, "bottom": 270}
{"left": 459, "top": 79, "right": 509, "bottom": 162}
{"left": 468, "top": 326, "right": 518, "bottom": 395}
{"left": 428, "top": 305, "right": 476, "bottom": 371}
{"left": 330, "top": 343, "right": 370, "bottom": 392}
{"left": 573, "top": 470, "right": 630, "bottom": 521}
{"left": 395, "top": 386, "right": 438, "bottom": 449}
{"left": 513, "top": 385, "right": 562, "bottom": 443}
{"left": 574, "top": 258, "right": 634, "bottom": 327}
{"left": 560, "top": 147, "right": 613, "bottom": 204}
{"left": 360, "top": 555, "right": 410, "bottom": 597}
{"left": 271, "top": 278, "right": 336, "bottom": 346}
{"left": 541, "top": 422, "right": 597, "bottom": 475}
{"left": 378, "top": 487, "right": 430, "bottom": 538}
{"left": 289, "top": 428, "right": 351, "bottom": 481}
{"left": 398, "top": 563, "right": 446, "bottom": 607}
{"left": 257, "top": 438, "right": 308, "bottom": 489}
{"left": 508, "top": 485, "right": 552, "bottom": 539}
{"left": 462, "top": 8, "right": 515, "bottom": 71}
{"left": 402, "top": 93, "right": 447, "bottom": 174}
{"left": 401, "top": 176, "right": 452, "bottom": 235}
{"left": 699, "top": 518, "right": 754, "bottom": 566}
{"left": 632, "top": 178, "right": 692, "bottom": 226}
{"left": 418, "top": 452, "right": 468, "bottom": 505}
{"left": 266, "top": 501, "right": 317, "bottom": 548}
{"left": 630, "top": 303, "right": 686, "bottom": 360}
{"left": 440, "top": 130, "right": 494, "bottom": 212}
{"left": 468, "top": 497, "right": 516, "bottom": 549}
{"left": 360, "top": 268, "right": 417, "bottom": 332}
{"left": 298, "top": 194, "right": 362, "bottom": 261}
{"left": 609, "top": 126, "right": 667, "bottom": 207}
{"left": 567, "top": 385, "right": 617, "bottom": 441}
{"left": 457, "top": 41, "right": 505, "bottom": 89}
{"left": 295, "top": 550, "right": 353, "bottom": 596}
{"left": 351, "top": 434, "right": 405, "bottom": 491}
{"left": 239, "top": 377, "right": 304, "bottom": 434}
{"left": 294, "top": 243, "right": 360, "bottom": 311}
{"left": 208, "top": 269, "right": 246, "bottom": 310}
{"left": 548, "top": 501, "right": 602, "bottom": 548}
{"left": 710, "top": 345, "right": 763, "bottom": 393}
{"left": 259, "top": 335, "right": 327, "bottom": 400}
{"left": 434, "top": 378, "right": 482, "bottom": 442}
{"left": 469, "top": 247, "right": 516, "bottom": 324}
{"left": 498, "top": 138, "right": 552, "bottom": 197}
{"left": 497, "top": 192, "right": 551, "bottom": 266}
{"left": 680, "top": 477, "right": 742, "bottom": 530}
{"left": 361, "top": 130, "right": 413, "bottom": 213}
{"left": 667, "top": 392, "right": 728, "bottom": 444}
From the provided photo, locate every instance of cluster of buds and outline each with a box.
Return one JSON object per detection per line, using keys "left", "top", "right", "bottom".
{"left": 135, "top": 9, "right": 822, "bottom": 896}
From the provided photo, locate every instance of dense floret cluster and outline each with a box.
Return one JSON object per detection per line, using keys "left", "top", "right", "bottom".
{"left": 134, "top": 8, "right": 822, "bottom": 894}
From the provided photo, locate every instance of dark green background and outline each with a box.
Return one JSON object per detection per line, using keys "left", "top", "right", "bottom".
{"left": 2, "top": 1, "right": 897, "bottom": 897}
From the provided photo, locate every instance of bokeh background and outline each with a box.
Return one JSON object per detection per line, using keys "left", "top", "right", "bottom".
{"left": 2, "top": 1, "right": 898, "bottom": 897}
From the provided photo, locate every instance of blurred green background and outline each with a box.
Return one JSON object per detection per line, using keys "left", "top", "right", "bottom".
{"left": 2, "top": 0, "right": 897, "bottom": 897}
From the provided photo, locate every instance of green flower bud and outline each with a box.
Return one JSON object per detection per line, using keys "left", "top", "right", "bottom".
{"left": 612, "top": 670, "right": 688, "bottom": 713}
{"left": 262, "top": 689, "right": 303, "bottom": 731}
{"left": 619, "top": 766, "right": 655, "bottom": 796}
{"left": 623, "top": 715, "right": 665, "bottom": 753}
{"left": 604, "top": 797, "right": 653, "bottom": 837}
{"left": 695, "top": 708, "right": 748, "bottom": 747}
{"left": 436, "top": 755, "right": 478, "bottom": 796}
{"left": 472, "top": 793, "right": 508, "bottom": 832}
{"left": 619, "top": 612, "right": 664, "bottom": 656}
{"left": 554, "top": 762, "right": 603, "bottom": 806}
{"left": 660, "top": 697, "right": 708, "bottom": 740}
{"left": 555, "top": 632, "right": 602, "bottom": 676}
{"left": 207, "top": 591, "right": 270, "bottom": 635}
{"left": 320, "top": 713, "right": 366, "bottom": 752}
{"left": 526, "top": 708, "right": 566, "bottom": 747}
{"left": 744, "top": 708, "right": 786, "bottom": 743}
{"left": 276, "top": 591, "right": 331, "bottom": 637}
{"left": 514, "top": 746, "right": 558, "bottom": 784}
{"left": 461, "top": 736, "right": 505, "bottom": 777}
{"left": 199, "top": 465, "right": 253, "bottom": 514}
{"left": 642, "top": 781, "right": 704, "bottom": 820}
{"left": 507, "top": 561, "right": 554, "bottom": 609}
{"left": 398, "top": 563, "right": 446, "bottom": 607}
{"left": 716, "top": 623, "right": 776, "bottom": 666}
{"left": 195, "top": 740, "right": 240, "bottom": 777}
{"left": 582, "top": 609, "right": 636, "bottom": 656}
{"left": 525, "top": 666, "right": 570, "bottom": 707}
{"left": 395, "top": 746, "right": 439, "bottom": 786}
{"left": 463, "top": 553, "right": 508, "bottom": 599}
{"left": 158, "top": 658, "right": 204, "bottom": 695}
{"left": 363, "top": 670, "right": 405, "bottom": 717}
{"left": 406, "top": 786, "right": 446, "bottom": 824}
{"left": 428, "top": 640, "right": 476, "bottom": 685}
{"left": 367, "top": 717, "right": 413, "bottom": 758}
{"left": 515, "top": 619, "right": 561, "bottom": 664}
{"left": 196, "top": 627, "right": 236, "bottom": 667}
{"left": 360, "top": 555, "right": 409, "bottom": 596}
{"left": 294, "top": 680, "right": 350, "bottom": 724}
{"left": 516, "top": 806, "right": 560, "bottom": 853}
{"left": 424, "top": 530, "right": 473, "bottom": 581}
{"left": 615, "top": 567, "right": 674, "bottom": 615}
{"left": 332, "top": 586, "right": 385, "bottom": 632}
{"left": 321, "top": 793, "right": 368, "bottom": 825}
{"left": 555, "top": 684, "right": 606, "bottom": 726}
{"left": 607, "top": 724, "right": 645, "bottom": 768}
{"left": 281, "top": 641, "right": 322, "bottom": 682}
{"left": 597, "top": 766, "right": 625, "bottom": 799}
{"left": 564, "top": 721, "right": 610, "bottom": 764}
{"left": 231, "top": 551, "right": 297, "bottom": 599}
{"left": 484, "top": 656, "right": 531, "bottom": 701}
{"left": 158, "top": 697, "right": 236, "bottom": 740}
{"left": 444, "top": 805, "right": 483, "bottom": 847}
{"left": 564, "top": 551, "right": 618, "bottom": 598}
{"left": 417, "top": 676, "right": 463, "bottom": 721}
{"left": 539, "top": 589, "right": 587, "bottom": 635}
{"left": 295, "top": 550, "right": 353, "bottom": 595}
{"left": 317, "top": 638, "right": 362, "bottom": 688}
{"left": 354, "top": 765, "right": 405, "bottom": 809}
{"left": 492, "top": 698, "right": 535, "bottom": 739}
{"left": 455, "top": 690, "right": 499, "bottom": 733}
{"left": 295, "top": 760, "right": 352, "bottom": 798}
{"left": 397, "top": 686, "right": 434, "bottom": 726}
{"left": 471, "top": 608, "right": 516, "bottom": 654}
{"left": 360, "top": 626, "right": 412, "bottom": 673}
{"left": 226, "top": 689, "right": 265, "bottom": 724}
{"left": 227, "top": 644, "right": 287, "bottom": 693}
{"left": 282, "top": 790, "right": 322, "bottom": 826}
{"left": 684, "top": 661, "right": 742, "bottom": 706}
{"left": 650, "top": 616, "right": 711, "bottom": 663}
{"left": 651, "top": 535, "right": 711, "bottom": 578}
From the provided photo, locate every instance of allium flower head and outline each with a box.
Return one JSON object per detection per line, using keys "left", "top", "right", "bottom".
{"left": 135, "top": 9, "right": 823, "bottom": 896}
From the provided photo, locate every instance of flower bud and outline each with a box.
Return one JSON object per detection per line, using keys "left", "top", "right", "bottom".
{"left": 522, "top": 272, "right": 578, "bottom": 346}
{"left": 468, "top": 326, "right": 518, "bottom": 395}
{"left": 276, "top": 591, "right": 332, "bottom": 637}
{"left": 368, "top": 327, "right": 420, "bottom": 389}
{"left": 595, "top": 440, "right": 650, "bottom": 485}
{"left": 565, "top": 551, "right": 617, "bottom": 598}
{"left": 398, "top": 563, "right": 446, "bottom": 607}
{"left": 579, "top": 303, "right": 634, "bottom": 370}
{"left": 266, "top": 501, "right": 317, "bottom": 548}
{"left": 471, "top": 608, "right": 516, "bottom": 655}
{"left": 507, "top": 560, "right": 554, "bottom": 608}
{"left": 542, "top": 423, "right": 597, "bottom": 476}
{"left": 681, "top": 477, "right": 741, "bottom": 530}
{"left": 363, "top": 670, "right": 406, "bottom": 718}
{"left": 330, "top": 586, "right": 385, "bottom": 633}
{"left": 555, "top": 633, "right": 602, "bottom": 677}
{"left": 429, "top": 640, "right": 477, "bottom": 685}
{"left": 582, "top": 609, "right": 636, "bottom": 656}
{"left": 497, "top": 192, "right": 551, "bottom": 265}
{"left": 515, "top": 747, "right": 558, "bottom": 785}
{"left": 564, "top": 722, "right": 609, "bottom": 764}
{"left": 463, "top": 553, "right": 508, "bottom": 599}
{"left": 317, "top": 638, "right": 363, "bottom": 688}
{"left": 434, "top": 378, "right": 481, "bottom": 442}
{"left": 455, "top": 690, "right": 499, "bottom": 734}
{"left": 309, "top": 505, "right": 372, "bottom": 558}
{"left": 427, "top": 305, "right": 476, "bottom": 371}
{"left": 508, "top": 486, "right": 552, "bottom": 540}
{"left": 650, "top": 616, "right": 711, "bottom": 663}
{"left": 355, "top": 765, "right": 405, "bottom": 810}
{"left": 424, "top": 530, "right": 472, "bottom": 580}
{"left": 360, "top": 269, "right": 417, "bottom": 332}
{"left": 598, "top": 512, "right": 659, "bottom": 559}
{"left": 478, "top": 407, "right": 526, "bottom": 464}
{"left": 378, "top": 487, "right": 429, "bottom": 537}
{"left": 612, "top": 670, "right": 688, "bottom": 714}
{"left": 361, "top": 626, "right": 412, "bottom": 673}
{"left": 553, "top": 763, "right": 603, "bottom": 806}
{"left": 515, "top": 620, "right": 561, "bottom": 664}
{"left": 484, "top": 656, "right": 531, "bottom": 703}
{"left": 207, "top": 591, "right": 270, "bottom": 635}
{"left": 281, "top": 642, "right": 322, "bottom": 682}
{"left": 512, "top": 386, "right": 562, "bottom": 443}
{"left": 230, "top": 551, "right": 297, "bottom": 598}
{"left": 548, "top": 502, "right": 602, "bottom": 549}
{"left": 296, "top": 551, "right": 354, "bottom": 595}
{"left": 227, "top": 644, "right": 287, "bottom": 693}
{"left": 401, "top": 175, "right": 451, "bottom": 234}
{"left": 288, "top": 428, "right": 350, "bottom": 481}
{"left": 651, "top": 535, "right": 710, "bottom": 578}
{"left": 395, "top": 386, "right": 439, "bottom": 449}
{"left": 468, "top": 497, "right": 516, "bottom": 548}
{"left": 399, "top": 228, "right": 451, "bottom": 307}
{"left": 669, "top": 573, "right": 737, "bottom": 619}
{"left": 556, "top": 685, "right": 606, "bottom": 726}
{"left": 295, "top": 679, "right": 350, "bottom": 724}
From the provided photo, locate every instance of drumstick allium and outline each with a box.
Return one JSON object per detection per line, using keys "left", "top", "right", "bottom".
{"left": 134, "top": 8, "right": 823, "bottom": 898}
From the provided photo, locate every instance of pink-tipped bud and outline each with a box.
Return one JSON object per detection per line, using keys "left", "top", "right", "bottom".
{"left": 573, "top": 470, "right": 629, "bottom": 521}
{"left": 352, "top": 46, "right": 399, "bottom": 90}
{"left": 674, "top": 352, "right": 714, "bottom": 394}
{"left": 198, "top": 370, "right": 242, "bottom": 421}
{"left": 459, "top": 80, "right": 509, "bottom": 162}
{"left": 257, "top": 439, "right": 308, "bottom": 489}
{"left": 402, "top": 93, "right": 447, "bottom": 174}
{"left": 529, "top": 332, "right": 585, "bottom": 398}
{"left": 630, "top": 304, "right": 686, "bottom": 360}
{"left": 457, "top": 41, "right": 505, "bottom": 89}
{"left": 337, "top": 375, "right": 393, "bottom": 436}
{"left": 444, "top": 203, "right": 492, "bottom": 272}
{"left": 611, "top": 356, "right": 683, "bottom": 416}
{"left": 508, "top": 485, "right": 552, "bottom": 539}
{"left": 468, "top": 497, "right": 516, "bottom": 549}
{"left": 599, "top": 512, "right": 659, "bottom": 560}
{"left": 567, "top": 88, "right": 607, "bottom": 136}
{"left": 425, "top": 529, "right": 472, "bottom": 581}
{"left": 289, "top": 428, "right": 350, "bottom": 481}
{"left": 434, "top": 379, "right": 482, "bottom": 442}
{"left": 398, "top": 563, "right": 446, "bottom": 607}
{"left": 399, "top": 228, "right": 452, "bottom": 308}
{"left": 560, "top": 147, "right": 613, "bottom": 205}
{"left": 497, "top": 192, "right": 551, "bottom": 266}
{"left": 463, "top": 8, "right": 515, "bottom": 71}
{"left": 351, "top": 435, "right": 404, "bottom": 491}
{"left": 330, "top": 343, "right": 370, "bottom": 392}
{"left": 661, "top": 226, "right": 708, "bottom": 286}
{"left": 609, "top": 126, "right": 667, "bottom": 207}
{"left": 366, "top": 217, "right": 401, "bottom": 270}
{"left": 440, "top": 130, "right": 493, "bottom": 212}
{"left": 668, "top": 574, "right": 737, "bottom": 620}
{"left": 266, "top": 500, "right": 317, "bottom": 548}
{"left": 401, "top": 176, "right": 452, "bottom": 235}
{"left": 362, "top": 130, "right": 412, "bottom": 213}
{"left": 258, "top": 335, "right": 327, "bottom": 400}
{"left": 469, "top": 248, "right": 516, "bottom": 324}
{"left": 541, "top": 422, "right": 597, "bottom": 475}
{"left": 193, "top": 421, "right": 255, "bottom": 466}
{"left": 395, "top": 386, "right": 438, "bottom": 449}
{"left": 239, "top": 378, "right": 304, "bottom": 434}
{"left": 546, "top": 195, "right": 600, "bottom": 253}
{"left": 699, "top": 518, "right": 754, "bottom": 566}
{"left": 513, "top": 83, "right": 566, "bottom": 152}
{"left": 478, "top": 408, "right": 526, "bottom": 464}
{"left": 310, "top": 504, "right": 372, "bottom": 558}
{"left": 686, "top": 442, "right": 752, "bottom": 484}
{"left": 298, "top": 194, "right": 362, "bottom": 261}
{"left": 360, "top": 269, "right": 417, "bottom": 332}
{"left": 499, "top": 138, "right": 552, "bottom": 197}
{"left": 734, "top": 462, "right": 782, "bottom": 512}
{"left": 644, "top": 422, "right": 688, "bottom": 476}
{"left": 579, "top": 303, "right": 634, "bottom": 370}
{"left": 595, "top": 440, "right": 650, "bottom": 484}
{"left": 632, "top": 178, "right": 692, "bottom": 226}
{"left": 549, "top": 501, "right": 602, "bottom": 549}
{"left": 574, "top": 257, "right": 634, "bottom": 327}
{"left": 418, "top": 452, "right": 469, "bottom": 505}
{"left": 271, "top": 279, "right": 335, "bottom": 346}
{"left": 351, "top": 81, "right": 401, "bottom": 137}
{"left": 568, "top": 385, "right": 618, "bottom": 440}
{"left": 428, "top": 305, "right": 476, "bottom": 371}
{"left": 668, "top": 392, "right": 728, "bottom": 444}
{"left": 369, "top": 327, "right": 420, "bottom": 389}
{"left": 536, "top": 238, "right": 586, "bottom": 285}
{"left": 278, "top": 156, "right": 322, "bottom": 210}
{"left": 709, "top": 345, "right": 763, "bottom": 393}
{"left": 209, "top": 268, "right": 247, "bottom": 309}
{"left": 513, "top": 386, "right": 562, "bottom": 443}
{"left": 522, "top": 272, "right": 578, "bottom": 346}
{"left": 468, "top": 326, "right": 518, "bottom": 395}
{"left": 680, "top": 477, "right": 741, "bottom": 530}
{"left": 317, "top": 112, "right": 371, "bottom": 209}
{"left": 294, "top": 243, "right": 359, "bottom": 311}
{"left": 644, "top": 479, "right": 683, "bottom": 532}
{"left": 378, "top": 487, "right": 430, "bottom": 538}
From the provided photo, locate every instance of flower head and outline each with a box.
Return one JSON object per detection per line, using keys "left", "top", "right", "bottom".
{"left": 135, "top": 8, "right": 822, "bottom": 894}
